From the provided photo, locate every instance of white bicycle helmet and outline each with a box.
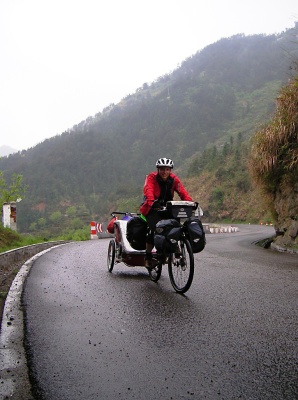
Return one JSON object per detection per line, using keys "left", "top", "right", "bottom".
{"left": 156, "top": 158, "right": 174, "bottom": 169}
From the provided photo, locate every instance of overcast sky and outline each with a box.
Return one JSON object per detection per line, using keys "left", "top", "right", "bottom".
{"left": 0, "top": 0, "right": 297, "bottom": 152}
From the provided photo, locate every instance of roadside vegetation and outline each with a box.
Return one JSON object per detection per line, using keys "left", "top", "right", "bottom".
{"left": 250, "top": 71, "right": 298, "bottom": 200}
{"left": 249, "top": 69, "right": 298, "bottom": 249}
{"left": 0, "top": 225, "right": 90, "bottom": 253}
{"left": 0, "top": 226, "right": 44, "bottom": 252}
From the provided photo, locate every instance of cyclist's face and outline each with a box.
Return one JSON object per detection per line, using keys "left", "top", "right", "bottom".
{"left": 158, "top": 167, "right": 171, "bottom": 180}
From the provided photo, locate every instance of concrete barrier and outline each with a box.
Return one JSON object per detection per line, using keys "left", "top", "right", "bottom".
{"left": 88, "top": 221, "right": 239, "bottom": 238}
{"left": 204, "top": 224, "right": 239, "bottom": 234}
{"left": 0, "top": 241, "right": 71, "bottom": 268}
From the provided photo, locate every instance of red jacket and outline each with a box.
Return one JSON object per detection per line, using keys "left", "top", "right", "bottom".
{"left": 140, "top": 171, "right": 192, "bottom": 216}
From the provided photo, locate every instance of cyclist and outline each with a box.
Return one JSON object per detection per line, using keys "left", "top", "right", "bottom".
{"left": 140, "top": 157, "right": 193, "bottom": 267}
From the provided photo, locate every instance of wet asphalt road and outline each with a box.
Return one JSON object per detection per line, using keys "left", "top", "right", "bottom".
{"left": 23, "top": 225, "right": 298, "bottom": 400}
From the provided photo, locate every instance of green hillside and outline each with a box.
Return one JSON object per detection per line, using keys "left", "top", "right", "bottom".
{"left": 0, "top": 25, "right": 297, "bottom": 236}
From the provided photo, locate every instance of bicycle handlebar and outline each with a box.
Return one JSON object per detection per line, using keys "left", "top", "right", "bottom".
{"left": 152, "top": 200, "right": 199, "bottom": 211}
{"left": 110, "top": 211, "right": 140, "bottom": 217}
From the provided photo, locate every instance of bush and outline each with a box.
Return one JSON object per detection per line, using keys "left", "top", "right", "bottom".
{"left": 249, "top": 74, "right": 298, "bottom": 194}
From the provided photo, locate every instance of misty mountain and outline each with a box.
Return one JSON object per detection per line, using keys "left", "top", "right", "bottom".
{"left": 0, "top": 145, "right": 18, "bottom": 157}
{"left": 0, "top": 25, "right": 297, "bottom": 233}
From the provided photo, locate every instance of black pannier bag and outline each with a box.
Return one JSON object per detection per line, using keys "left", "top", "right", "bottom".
{"left": 184, "top": 217, "right": 206, "bottom": 253}
{"left": 126, "top": 216, "right": 147, "bottom": 250}
{"left": 154, "top": 219, "right": 181, "bottom": 253}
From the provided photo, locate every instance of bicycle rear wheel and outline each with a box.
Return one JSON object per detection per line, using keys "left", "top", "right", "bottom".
{"left": 107, "top": 239, "right": 116, "bottom": 272}
{"left": 168, "top": 237, "right": 194, "bottom": 294}
{"left": 147, "top": 258, "right": 162, "bottom": 282}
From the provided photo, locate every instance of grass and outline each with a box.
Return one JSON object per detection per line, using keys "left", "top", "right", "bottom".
{"left": 0, "top": 227, "right": 48, "bottom": 252}
{"left": 52, "top": 226, "right": 90, "bottom": 242}
{"left": 0, "top": 225, "right": 90, "bottom": 253}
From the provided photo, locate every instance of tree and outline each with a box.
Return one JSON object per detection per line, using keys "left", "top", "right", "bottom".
{"left": 37, "top": 218, "right": 46, "bottom": 227}
{"left": 66, "top": 206, "right": 76, "bottom": 217}
{"left": 0, "top": 171, "right": 27, "bottom": 205}
{"left": 49, "top": 211, "right": 62, "bottom": 224}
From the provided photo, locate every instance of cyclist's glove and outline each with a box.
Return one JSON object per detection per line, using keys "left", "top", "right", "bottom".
{"left": 151, "top": 200, "right": 162, "bottom": 210}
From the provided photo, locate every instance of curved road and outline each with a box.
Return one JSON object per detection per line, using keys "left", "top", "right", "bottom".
{"left": 22, "top": 225, "right": 297, "bottom": 399}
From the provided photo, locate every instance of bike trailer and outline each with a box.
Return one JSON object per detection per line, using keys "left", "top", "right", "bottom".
{"left": 114, "top": 219, "right": 146, "bottom": 266}
{"left": 183, "top": 217, "right": 206, "bottom": 253}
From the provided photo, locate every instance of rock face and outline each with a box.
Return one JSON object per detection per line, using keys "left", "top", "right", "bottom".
{"left": 274, "top": 180, "right": 298, "bottom": 248}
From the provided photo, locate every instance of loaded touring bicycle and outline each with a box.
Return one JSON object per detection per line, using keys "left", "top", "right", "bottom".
{"left": 107, "top": 201, "right": 205, "bottom": 294}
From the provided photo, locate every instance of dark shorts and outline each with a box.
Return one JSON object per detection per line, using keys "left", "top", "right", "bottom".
{"left": 146, "top": 209, "right": 169, "bottom": 244}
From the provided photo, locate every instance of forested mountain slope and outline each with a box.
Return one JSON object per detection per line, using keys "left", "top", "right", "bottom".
{"left": 1, "top": 25, "right": 297, "bottom": 234}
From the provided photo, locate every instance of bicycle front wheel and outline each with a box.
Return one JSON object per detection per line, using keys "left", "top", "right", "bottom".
{"left": 168, "top": 237, "right": 194, "bottom": 294}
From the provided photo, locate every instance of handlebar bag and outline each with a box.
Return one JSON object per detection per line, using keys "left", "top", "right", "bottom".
{"left": 183, "top": 217, "right": 206, "bottom": 253}
{"left": 126, "top": 216, "right": 147, "bottom": 250}
{"left": 154, "top": 219, "right": 181, "bottom": 253}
